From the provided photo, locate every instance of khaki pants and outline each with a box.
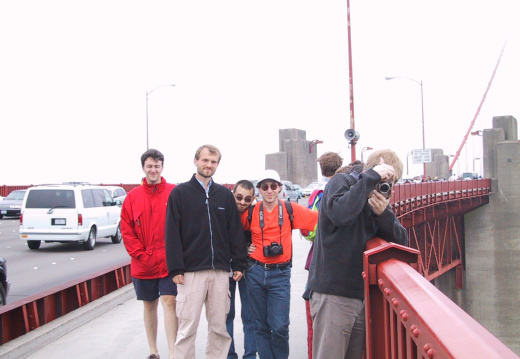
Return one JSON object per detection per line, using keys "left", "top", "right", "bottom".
{"left": 175, "top": 269, "right": 231, "bottom": 359}
{"left": 310, "top": 292, "right": 365, "bottom": 359}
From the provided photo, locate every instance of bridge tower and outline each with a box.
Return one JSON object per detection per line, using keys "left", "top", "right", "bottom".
{"left": 446, "top": 115, "right": 520, "bottom": 354}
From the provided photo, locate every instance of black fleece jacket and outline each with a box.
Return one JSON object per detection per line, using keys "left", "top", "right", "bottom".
{"left": 307, "top": 169, "right": 408, "bottom": 300}
{"left": 165, "top": 175, "right": 247, "bottom": 276}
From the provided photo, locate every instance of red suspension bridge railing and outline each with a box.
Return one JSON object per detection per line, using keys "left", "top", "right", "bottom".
{"left": 363, "top": 238, "right": 519, "bottom": 359}
{"left": 390, "top": 179, "right": 491, "bottom": 287}
{"left": 0, "top": 261, "right": 131, "bottom": 346}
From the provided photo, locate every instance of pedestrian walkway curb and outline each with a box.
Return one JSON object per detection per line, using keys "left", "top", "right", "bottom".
{"left": 0, "top": 284, "right": 135, "bottom": 359}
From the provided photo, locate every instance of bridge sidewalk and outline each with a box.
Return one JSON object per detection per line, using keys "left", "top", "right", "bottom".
{"left": 4, "top": 232, "right": 313, "bottom": 359}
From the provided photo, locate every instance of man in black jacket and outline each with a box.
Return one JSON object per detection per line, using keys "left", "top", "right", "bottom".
{"left": 165, "top": 144, "right": 247, "bottom": 359}
{"left": 307, "top": 149, "right": 408, "bottom": 359}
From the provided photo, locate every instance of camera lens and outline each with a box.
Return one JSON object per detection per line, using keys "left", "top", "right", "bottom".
{"left": 379, "top": 183, "right": 390, "bottom": 193}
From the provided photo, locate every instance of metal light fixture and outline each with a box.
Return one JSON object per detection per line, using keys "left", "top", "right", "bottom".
{"left": 386, "top": 76, "right": 426, "bottom": 181}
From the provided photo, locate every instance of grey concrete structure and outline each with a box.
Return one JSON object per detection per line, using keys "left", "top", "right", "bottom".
{"left": 265, "top": 128, "right": 318, "bottom": 187}
{"left": 424, "top": 148, "right": 450, "bottom": 180}
{"left": 422, "top": 148, "right": 451, "bottom": 180}
{"left": 483, "top": 128, "right": 505, "bottom": 180}
{"left": 493, "top": 115, "right": 518, "bottom": 141}
{"left": 265, "top": 151, "right": 289, "bottom": 181}
{"left": 437, "top": 115, "right": 520, "bottom": 355}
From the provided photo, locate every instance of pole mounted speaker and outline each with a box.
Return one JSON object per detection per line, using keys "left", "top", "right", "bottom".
{"left": 344, "top": 129, "right": 360, "bottom": 144}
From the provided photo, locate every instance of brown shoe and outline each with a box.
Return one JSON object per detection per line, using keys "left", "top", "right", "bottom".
{"left": 146, "top": 355, "right": 160, "bottom": 359}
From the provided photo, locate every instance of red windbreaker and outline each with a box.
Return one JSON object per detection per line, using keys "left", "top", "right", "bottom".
{"left": 121, "top": 177, "right": 175, "bottom": 279}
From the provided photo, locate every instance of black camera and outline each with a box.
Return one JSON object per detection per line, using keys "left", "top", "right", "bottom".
{"left": 376, "top": 180, "right": 393, "bottom": 199}
{"left": 263, "top": 242, "right": 284, "bottom": 257}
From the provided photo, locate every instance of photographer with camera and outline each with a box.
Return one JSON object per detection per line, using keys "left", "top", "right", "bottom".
{"left": 307, "top": 149, "right": 408, "bottom": 359}
{"left": 241, "top": 169, "right": 318, "bottom": 359}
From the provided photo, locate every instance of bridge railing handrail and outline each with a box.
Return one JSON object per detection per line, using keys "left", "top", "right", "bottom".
{"left": 0, "top": 260, "right": 131, "bottom": 345}
{"left": 390, "top": 179, "right": 491, "bottom": 217}
{"left": 363, "top": 237, "right": 518, "bottom": 358}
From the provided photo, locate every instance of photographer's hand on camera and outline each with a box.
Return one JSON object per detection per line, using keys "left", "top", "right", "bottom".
{"left": 373, "top": 158, "right": 395, "bottom": 182}
{"left": 368, "top": 190, "right": 389, "bottom": 215}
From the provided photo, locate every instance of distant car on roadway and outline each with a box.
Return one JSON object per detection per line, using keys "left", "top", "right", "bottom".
{"left": 282, "top": 181, "right": 300, "bottom": 202}
{"left": 104, "top": 186, "right": 127, "bottom": 206}
{"left": 293, "top": 184, "right": 304, "bottom": 198}
{"left": 0, "top": 256, "right": 10, "bottom": 305}
{"left": 20, "top": 183, "right": 122, "bottom": 250}
{"left": 0, "top": 189, "right": 26, "bottom": 219}
{"left": 302, "top": 182, "right": 319, "bottom": 197}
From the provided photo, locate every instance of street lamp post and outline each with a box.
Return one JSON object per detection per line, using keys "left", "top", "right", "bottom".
{"left": 361, "top": 146, "right": 373, "bottom": 163}
{"left": 473, "top": 157, "right": 481, "bottom": 173}
{"left": 385, "top": 76, "right": 426, "bottom": 181}
{"left": 406, "top": 151, "right": 412, "bottom": 176}
{"left": 146, "top": 84, "right": 175, "bottom": 149}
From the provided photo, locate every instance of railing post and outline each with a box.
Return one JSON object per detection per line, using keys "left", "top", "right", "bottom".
{"left": 363, "top": 238, "right": 421, "bottom": 359}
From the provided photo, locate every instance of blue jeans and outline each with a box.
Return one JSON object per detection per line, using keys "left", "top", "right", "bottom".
{"left": 245, "top": 262, "right": 291, "bottom": 359}
{"left": 227, "top": 277, "right": 257, "bottom": 359}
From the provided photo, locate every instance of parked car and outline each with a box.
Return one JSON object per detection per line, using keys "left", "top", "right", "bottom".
{"left": 0, "top": 256, "right": 10, "bottom": 306}
{"left": 104, "top": 186, "right": 127, "bottom": 206}
{"left": 282, "top": 181, "right": 300, "bottom": 201}
{"left": 0, "top": 189, "right": 26, "bottom": 219}
{"left": 302, "top": 182, "right": 319, "bottom": 197}
{"left": 293, "top": 184, "right": 304, "bottom": 198}
{"left": 19, "top": 183, "right": 122, "bottom": 250}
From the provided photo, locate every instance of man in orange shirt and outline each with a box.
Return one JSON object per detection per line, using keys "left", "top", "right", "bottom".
{"left": 242, "top": 169, "right": 318, "bottom": 359}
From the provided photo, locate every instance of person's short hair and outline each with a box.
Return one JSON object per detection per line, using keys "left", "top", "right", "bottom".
{"left": 317, "top": 152, "right": 343, "bottom": 177}
{"left": 195, "top": 144, "right": 222, "bottom": 163}
{"left": 141, "top": 149, "right": 164, "bottom": 167}
{"left": 364, "top": 149, "right": 404, "bottom": 183}
{"left": 335, "top": 160, "right": 365, "bottom": 175}
{"left": 233, "top": 180, "right": 254, "bottom": 193}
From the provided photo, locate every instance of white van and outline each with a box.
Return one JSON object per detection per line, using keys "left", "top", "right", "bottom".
{"left": 19, "top": 183, "right": 122, "bottom": 250}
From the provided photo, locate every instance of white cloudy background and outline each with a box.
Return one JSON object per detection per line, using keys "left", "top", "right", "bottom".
{"left": 1, "top": 0, "right": 519, "bottom": 185}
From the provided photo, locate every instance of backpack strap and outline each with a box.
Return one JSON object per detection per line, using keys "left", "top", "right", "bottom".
{"left": 285, "top": 200, "right": 294, "bottom": 229}
{"left": 248, "top": 201, "right": 293, "bottom": 229}
{"left": 247, "top": 203, "right": 256, "bottom": 224}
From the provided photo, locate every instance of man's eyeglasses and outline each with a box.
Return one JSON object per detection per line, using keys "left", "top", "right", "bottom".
{"left": 235, "top": 194, "right": 253, "bottom": 203}
{"left": 259, "top": 183, "right": 280, "bottom": 191}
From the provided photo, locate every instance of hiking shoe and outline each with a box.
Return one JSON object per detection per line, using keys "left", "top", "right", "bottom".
{"left": 146, "top": 355, "right": 160, "bottom": 359}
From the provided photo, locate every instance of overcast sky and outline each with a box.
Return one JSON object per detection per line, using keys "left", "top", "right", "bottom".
{"left": 1, "top": 0, "right": 519, "bottom": 186}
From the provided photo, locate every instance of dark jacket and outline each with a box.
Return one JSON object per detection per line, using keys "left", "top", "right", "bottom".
{"left": 165, "top": 174, "right": 247, "bottom": 277}
{"left": 121, "top": 177, "right": 175, "bottom": 279}
{"left": 307, "top": 169, "right": 408, "bottom": 300}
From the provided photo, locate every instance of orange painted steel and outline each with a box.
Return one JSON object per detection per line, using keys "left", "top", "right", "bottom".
{"left": 391, "top": 179, "right": 490, "bottom": 286}
{"left": 363, "top": 239, "right": 519, "bottom": 359}
{"left": 0, "top": 260, "right": 131, "bottom": 345}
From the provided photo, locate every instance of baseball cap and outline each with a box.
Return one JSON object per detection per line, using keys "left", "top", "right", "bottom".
{"left": 257, "top": 169, "right": 282, "bottom": 187}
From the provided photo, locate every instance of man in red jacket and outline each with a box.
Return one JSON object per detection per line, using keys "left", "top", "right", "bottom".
{"left": 121, "top": 149, "right": 177, "bottom": 359}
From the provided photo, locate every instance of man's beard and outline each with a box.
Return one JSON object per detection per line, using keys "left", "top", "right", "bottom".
{"left": 198, "top": 168, "right": 214, "bottom": 178}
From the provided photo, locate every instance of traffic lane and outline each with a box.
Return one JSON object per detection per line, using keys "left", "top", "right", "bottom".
{"left": 0, "top": 217, "right": 130, "bottom": 304}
